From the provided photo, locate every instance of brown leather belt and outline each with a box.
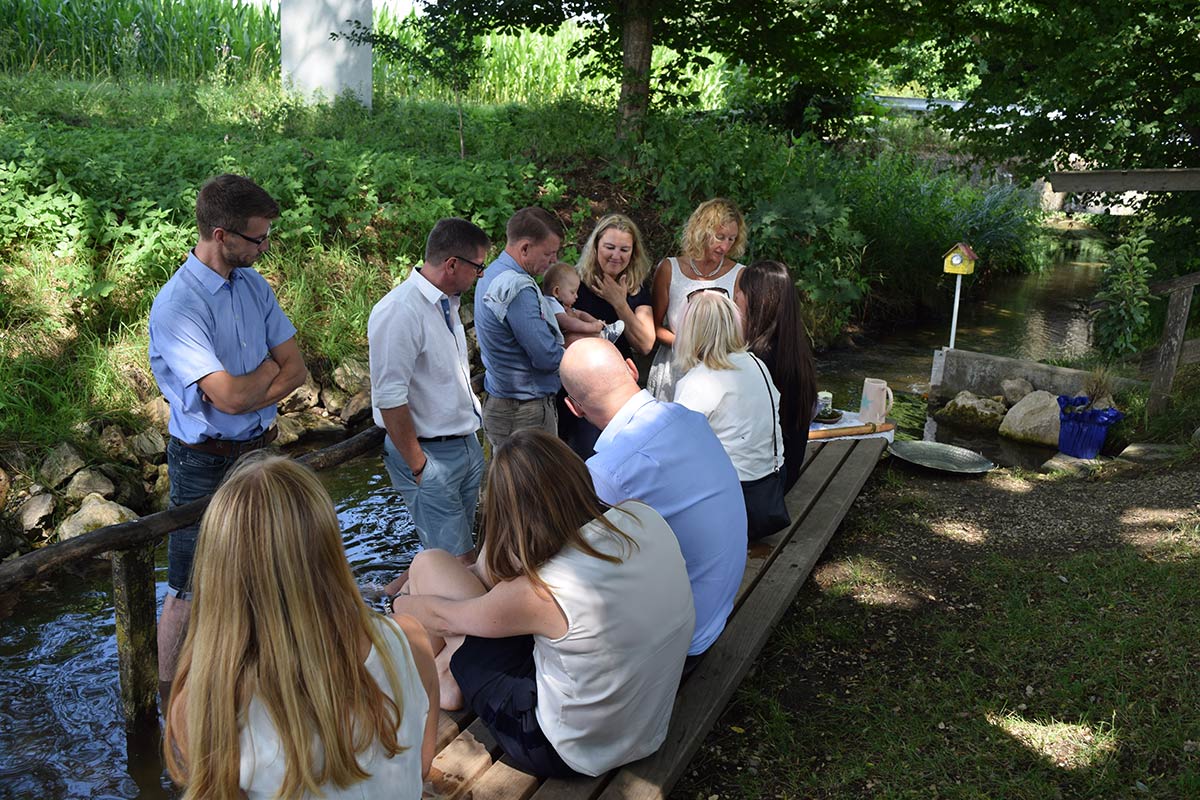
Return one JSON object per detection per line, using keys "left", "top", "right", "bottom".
{"left": 176, "top": 426, "right": 278, "bottom": 458}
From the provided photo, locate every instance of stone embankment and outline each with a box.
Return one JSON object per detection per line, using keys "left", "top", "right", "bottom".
{"left": 0, "top": 357, "right": 378, "bottom": 560}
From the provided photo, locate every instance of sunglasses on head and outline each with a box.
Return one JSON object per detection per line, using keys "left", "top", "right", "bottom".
{"left": 686, "top": 286, "right": 730, "bottom": 302}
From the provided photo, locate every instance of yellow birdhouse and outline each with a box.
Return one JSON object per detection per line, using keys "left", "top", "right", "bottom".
{"left": 943, "top": 242, "right": 977, "bottom": 275}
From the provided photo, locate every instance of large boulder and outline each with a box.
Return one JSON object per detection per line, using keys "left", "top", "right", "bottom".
{"left": 1001, "top": 377, "right": 1034, "bottom": 406}
{"left": 64, "top": 468, "right": 116, "bottom": 502}
{"left": 999, "top": 390, "right": 1061, "bottom": 447}
{"left": 934, "top": 391, "right": 1007, "bottom": 433}
{"left": 18, "top": 493, "right": 55, "bottom": 533}
{"left": 56, "top": 493, "right": 138, "bottom": 542}
{"left": 280, "top": 372, "right": 321, "bottom": 413}
{"left": 276, "top": 411, "right": 347, "bottom": 447}
{"left": 40, "top": 443, "right": 85, "bottom": 488}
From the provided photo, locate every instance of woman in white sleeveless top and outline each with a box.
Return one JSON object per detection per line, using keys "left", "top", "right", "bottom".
{"left": 393, "top": 429, "right": 695, "bottom": 777}
{"left": 164, "top": 454, "right": 439, "bottom": 800}
{"left": 647, "top": 198, "right": 748, "bottom": 400}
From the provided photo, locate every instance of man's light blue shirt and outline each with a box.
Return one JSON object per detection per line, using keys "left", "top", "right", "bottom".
{"left": 148, "top": 252, "right": 297, "bottom": 444}
{"left": 588, "top": 390, "right": 748, "bottom": 655}
{"left": 474, "top": 250, "right": 562, "bottom": 399}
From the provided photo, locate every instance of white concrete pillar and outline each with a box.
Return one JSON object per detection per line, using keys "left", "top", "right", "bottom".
{"left": 280, "top": 0, "right": 373, "bottom": 108}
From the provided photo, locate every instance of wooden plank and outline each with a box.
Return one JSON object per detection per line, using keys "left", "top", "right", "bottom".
{"left": 1047, "top": 169, "right": 1200, "bottom": 193}
{"left": 530, "top": 774, "right": 610, "bottom": 800}
{"left": 110, "top": 544, "right": 158, "bottom": 725}
{"left": 467, "top": 759, "right": 542, "bottom": 800}
{"left": 595, "top": 439, "right": 886, "bottom": 800}
{"left": 436, "top": 708, "right": 475, "bottom": 751}
{"left": 427, "top": 718, "right": 502, "bottom": 800}
{"left": 1148, "top": 272, "right": 1200, "bottom": 296}
{"left": 1136, "top": 337, "right": 1200, "bottom": 376}
{"left": 1149, "top": 286, "right": 1195, "bottom": 415}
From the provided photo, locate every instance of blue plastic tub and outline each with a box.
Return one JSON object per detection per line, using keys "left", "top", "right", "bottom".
{"left": 1057, "top": 395, "right": 1124, "bottom": 459}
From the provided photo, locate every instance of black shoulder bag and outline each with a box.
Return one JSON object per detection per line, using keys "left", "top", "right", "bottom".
{"left": 741, "top": 354, "right": 790, "bottom": 541}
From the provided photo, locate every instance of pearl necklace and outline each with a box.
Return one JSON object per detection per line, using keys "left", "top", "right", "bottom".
{"left": 690, "top": 256, "right": 724, "bottom": 279}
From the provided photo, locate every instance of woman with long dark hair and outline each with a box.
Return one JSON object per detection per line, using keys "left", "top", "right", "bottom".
{"left": 734, "top": 260, "right": 819, "bottom": 492}
{"left": 392, "top": 429, "right": 694, "bottom": 778}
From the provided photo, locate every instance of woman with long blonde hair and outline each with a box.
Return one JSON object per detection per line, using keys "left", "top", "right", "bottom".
{"left": 648, "top": 198, "right": 749, "bottom": 400}
{"left": 163, "top": 453, "right": 439, "bottom": 800}
{"left": 392, "top": 429, "right": 694, "bottom": 778}
{"left": 673, "top": 290, "right": 787, "bottom": 540}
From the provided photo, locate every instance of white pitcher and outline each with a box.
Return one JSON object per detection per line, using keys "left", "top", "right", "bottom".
{"left": 859, "top": 378, "right": 893, "bottom": 424}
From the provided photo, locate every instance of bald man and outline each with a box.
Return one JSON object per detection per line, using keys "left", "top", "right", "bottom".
{"left": 561, "top": 339, "right": 747, "bottom": 659}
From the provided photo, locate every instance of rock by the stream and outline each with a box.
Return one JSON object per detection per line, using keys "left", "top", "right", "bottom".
{"left": 341, "top": 389, "right": 373, "bottom": 426}
{"left": 40, "top": 443, "right": 85, "bottom": 488}
{"left": 64, "top": 468, "right": 116, "bottom": 502}
{"left": 131, "top": 428, "right": 166, "bottom": 463}
{"left": 0, "top": 465, "right": 9, "bottom": 510}
{"left": 1193, "top": 426, "right": 1200, "bottom": 446}
{"left": 1001, "top": 377, "right": 1034, "bottom": 406}
{"left": 934, "top": 391, "right": 1007, "bottom": 433}
{"left": 143, "top": 396, "right": 171, "bottom": 432}
{"left": 1117, "top": 443, "right": 1189, "bottom": 464}
{"left": 18, "top": 493, "right": 55, "bottom": 532}
{"left": 98, "top": 463, "right": 148, "bottom": 511}
{"left": 332, "top": 359, "right": 370, "bottom": 394}
{"left": 280, "top": 373, "right": 321, "bottom": 413}
{"left": 1040, "top": 452, "right": 1103, "bottom": 476}
{"left": 999, "top": 390, "right": 1061, "bottom": 447}
{"left": 56, "top": 493, "right": 138, "bottom": 542}
{"left": 151, "top": 465, "right": 171, "bottom": 513}
{"left": 276, "top": 411, "right": 347, "bottom": 447}
{"left": 320, "top": 385, "right": 349, "bottom": 417}
{"left": 99, "top": 425, "right": 137, "bottom": 464}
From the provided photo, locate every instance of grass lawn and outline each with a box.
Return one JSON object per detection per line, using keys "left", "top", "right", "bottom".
{"left": 673, "top": 455, "right": 1200, "bottom": 799}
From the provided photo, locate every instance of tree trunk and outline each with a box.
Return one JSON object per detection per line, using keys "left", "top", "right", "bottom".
{"left": 616, "top": 0, "right": 654, "bottom": 146}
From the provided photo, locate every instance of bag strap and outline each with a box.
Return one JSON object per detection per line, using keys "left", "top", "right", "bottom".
{"left": 748, "top": 353, "right": 778, "bottom": 462}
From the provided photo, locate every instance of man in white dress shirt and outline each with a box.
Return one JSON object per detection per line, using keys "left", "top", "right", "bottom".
{"left": 369, "top": 218, "right": 491, "bottom": 584}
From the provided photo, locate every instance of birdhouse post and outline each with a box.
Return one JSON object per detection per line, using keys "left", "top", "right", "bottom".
{"left": 943, "top": 242, "right": 977, "bottom": 348}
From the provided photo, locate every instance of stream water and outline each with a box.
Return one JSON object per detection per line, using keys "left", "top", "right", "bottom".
{"left": 0, "top": 230, "right": 1106, "bottom": 799}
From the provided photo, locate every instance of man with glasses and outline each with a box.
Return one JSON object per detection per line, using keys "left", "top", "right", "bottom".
{"left": 149, "top": 173, "right": 308, "bottom": 692}
{"left": 474, "top": 207, "right": 565, "bottom": 450}
{"left": 369, "top": 218, "right": 491, "bottom": 588}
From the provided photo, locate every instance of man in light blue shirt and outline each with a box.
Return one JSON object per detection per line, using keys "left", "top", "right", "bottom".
{"left": 560, "top": 338, "right": 747, "bottom": 659}
{"left": 148, "top": 174, "right": 307, "bottom": 690}
{"left": 474, "top": 207, "right": 565, "bottom": 450}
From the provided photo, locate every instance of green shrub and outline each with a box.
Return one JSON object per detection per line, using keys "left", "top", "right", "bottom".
{"left": 1093, "top": 232, "right": 1157, "bottom": 360}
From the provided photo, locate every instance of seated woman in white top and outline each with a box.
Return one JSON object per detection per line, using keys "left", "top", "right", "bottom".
{"left": 164, "top": 454, "right": 440, "bottom": 800}
{"left": 392, "top": 429, "right": 695, "bottom": 778}
{"left": 673, "top": 289, "right": 787, "bottom": 541}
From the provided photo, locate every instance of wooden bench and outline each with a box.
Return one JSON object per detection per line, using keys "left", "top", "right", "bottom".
{"left": 422, "top": 435, "right": 888, "bottom": 800}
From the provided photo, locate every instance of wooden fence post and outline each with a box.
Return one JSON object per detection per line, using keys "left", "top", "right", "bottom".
{"left": 111, "top": 543, "right": 159, "bottom": 725}
{"left": 1148, "top": 286, "right": 1195, "bottom": 416}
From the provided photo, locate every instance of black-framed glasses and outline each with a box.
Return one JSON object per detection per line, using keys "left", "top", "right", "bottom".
{"left": 454, "top": 255, "right": 486, "bottom": 276}
{"left": 227, "top": 227, "right": 271, "bottom": 246}
{"left": 687, "top": 286, "right": 730, "bottom": 301}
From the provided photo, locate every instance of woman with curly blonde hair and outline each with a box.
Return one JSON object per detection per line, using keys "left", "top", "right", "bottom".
{"left": 648, "top": 198, "right": 749, "bottom": 400}
{"left": 163, "top": 453, "right": 439, "bottom": 800}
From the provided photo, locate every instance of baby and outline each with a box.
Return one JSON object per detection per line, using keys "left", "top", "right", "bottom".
{"left": 543, "top": 262, "right": 624, "bottom": 344}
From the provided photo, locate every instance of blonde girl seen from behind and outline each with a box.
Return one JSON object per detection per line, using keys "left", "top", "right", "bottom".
{"left": 163, "top": 453, "right": 439, "bottom": 800}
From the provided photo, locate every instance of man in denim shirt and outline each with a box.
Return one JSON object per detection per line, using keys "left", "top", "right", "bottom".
{"left": 474, "top": 207, "right": 564, "bottom": 450}
{"left": 148, "top": 174, "right": 307, "bottom": 690}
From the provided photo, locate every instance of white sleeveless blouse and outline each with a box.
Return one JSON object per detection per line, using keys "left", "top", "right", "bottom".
{"left": 239, "top": 615, "right": 429, "bottom": 799}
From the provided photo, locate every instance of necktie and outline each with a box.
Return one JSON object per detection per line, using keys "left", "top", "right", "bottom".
{"left": 440, "top": 297, "right": 454, "bottom": 333}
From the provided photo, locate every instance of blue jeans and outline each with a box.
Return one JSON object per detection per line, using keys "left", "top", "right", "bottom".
{"left": 166, "top": 437, "right": 238, "bottom": 597}
{"left": 382, "top": 434, "right": 484, "bottom": 556}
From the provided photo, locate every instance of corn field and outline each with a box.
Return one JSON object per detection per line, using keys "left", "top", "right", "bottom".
{"left": 1, "top": 0, "right": 739, "bottom": 108}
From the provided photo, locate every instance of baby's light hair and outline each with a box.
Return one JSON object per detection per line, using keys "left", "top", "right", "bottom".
{"left": 543, "top": 261, "right": 581, "bottom": 296}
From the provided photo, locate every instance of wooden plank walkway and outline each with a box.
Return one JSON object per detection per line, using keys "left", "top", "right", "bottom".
{"left": 422, "top": 436, "right": 888, "bottom": 800}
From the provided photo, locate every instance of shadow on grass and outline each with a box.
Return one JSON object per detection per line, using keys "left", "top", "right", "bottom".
{"left": 673, "top": 460, "right": 1200, "bottom": 799}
